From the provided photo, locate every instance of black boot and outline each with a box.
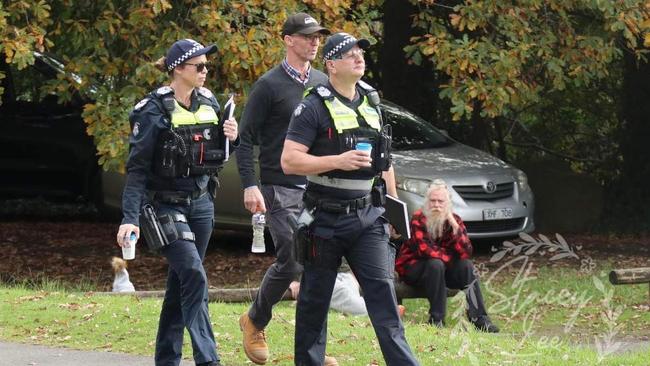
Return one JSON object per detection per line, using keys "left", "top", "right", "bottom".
{"left": 470, "top": 316, "right": 499, "bottom": 333}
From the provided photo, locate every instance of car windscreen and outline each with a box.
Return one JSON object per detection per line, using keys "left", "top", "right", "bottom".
{"left": 381, "top": 103, "right": 452, "bottom": 150}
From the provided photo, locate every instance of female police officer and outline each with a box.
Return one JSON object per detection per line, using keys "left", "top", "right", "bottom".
{"left": 116, "top": 39, "right": 238, "bottom": 366}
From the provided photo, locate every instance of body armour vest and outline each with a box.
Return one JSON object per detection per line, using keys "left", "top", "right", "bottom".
{"left": 149, "top": 86, "right": 225, "bottom": 178}
{"left": 307, "top": 84, "right": 388, "bottom": 181}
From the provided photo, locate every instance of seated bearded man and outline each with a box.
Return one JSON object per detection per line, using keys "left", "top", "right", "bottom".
{"left": 394, "top": 179, "right": 499, "bottom": 332}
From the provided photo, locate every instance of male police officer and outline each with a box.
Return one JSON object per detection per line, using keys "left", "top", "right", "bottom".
{"left": 281, "top": 33, "right": 420, "bottom": 366}
{"left": 236, "top": 13, "right": 335, "bottom": 366}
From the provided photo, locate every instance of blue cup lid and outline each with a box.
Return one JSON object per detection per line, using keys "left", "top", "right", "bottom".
{"left": 356, "top": 142, "right": 372, "bottom": 150}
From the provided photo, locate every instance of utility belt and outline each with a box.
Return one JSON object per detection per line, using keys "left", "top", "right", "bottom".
{"left": 139, "top": 204, "right": 195, "bottom": 252}
{"left": 304, "top": 191, "right": 372, "bottom": 214}
{"left": 148, "top": 186, "right": 208, "bottom": 205}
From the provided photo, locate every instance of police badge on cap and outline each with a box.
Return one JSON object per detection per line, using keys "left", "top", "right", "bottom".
{"left": 165, "top": 39, "right": 217, "bottom": 72}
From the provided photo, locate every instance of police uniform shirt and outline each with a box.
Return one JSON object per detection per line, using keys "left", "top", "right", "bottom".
{"left": 286, "top": 82, "right": 370, "bottom": 201}
{"left": 120, "top": 88, "right": 220, "bottom": 225}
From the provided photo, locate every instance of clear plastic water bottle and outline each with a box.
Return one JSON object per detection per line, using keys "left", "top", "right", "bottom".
{"left": 251, "top": 213, "right": 266, "bottom": 253}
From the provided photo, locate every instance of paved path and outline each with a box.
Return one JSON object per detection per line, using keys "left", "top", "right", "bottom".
{"left": 0, "top": 341, "right": 194, "bottom": 366}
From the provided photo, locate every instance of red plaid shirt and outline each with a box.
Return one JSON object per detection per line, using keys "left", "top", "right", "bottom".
{"left": 395, "top": 209, "right": 473, "bottom": 278}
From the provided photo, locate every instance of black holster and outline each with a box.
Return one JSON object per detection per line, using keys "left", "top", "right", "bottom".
{"left": 140, "top": 204, "right": 168, "bottom": 252}
{"left": 208, "top": 175, "right": 219, "bottom": 200}
{"left": 139, "top": 204, "right": 190, "bottom": 252}
{"left": 371, "top": 178, "right": 387, "bottom": 207}
{"left": 293, "top": 225, "right": 309, "bottom": 265}
{"left": 288, "top": 209, "right": 314, "bottom": 265}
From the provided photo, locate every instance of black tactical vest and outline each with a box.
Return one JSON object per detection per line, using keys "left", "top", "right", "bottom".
{"left": 307, "top": 84, "right": 384, "bottom": 180}
{"left": 147, "top": 87, "right": 226, "bottom": 178}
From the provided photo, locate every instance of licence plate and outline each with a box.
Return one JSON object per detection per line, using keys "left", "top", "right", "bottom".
{"left": 483, "top": 208, "right": 513, "bottom": 220}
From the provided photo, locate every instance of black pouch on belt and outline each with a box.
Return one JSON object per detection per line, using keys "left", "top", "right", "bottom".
{"left": 158, "top": 214, "right": 180, "bottom": 244}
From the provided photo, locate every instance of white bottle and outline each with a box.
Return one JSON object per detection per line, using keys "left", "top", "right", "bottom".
{"left": 251, "top": 213, "right": 266, "bottom": 253}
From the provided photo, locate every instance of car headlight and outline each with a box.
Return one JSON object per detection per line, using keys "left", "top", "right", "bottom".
{"left": 515, "top": 170, "right": 531, "bottom": 193}
{"left": 396, "top": 177, "right": 431, "bottom": 196}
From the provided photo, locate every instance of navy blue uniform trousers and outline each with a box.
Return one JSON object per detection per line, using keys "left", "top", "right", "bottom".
{"left": 155, "top": 193, "right": 219, "bottom": 366}
{"left": 294, "top": 206, "right": 420, "bottom": 366}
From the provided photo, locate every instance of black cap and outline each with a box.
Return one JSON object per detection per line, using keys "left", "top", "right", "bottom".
{"left": 322, "top": 32, "right": 370, "bottom": 61}
{"left": 165, "top": 39, "right": 217, "bottom": 72}
{"left": 281, "top": 13, "right": 330, "bottom": 37}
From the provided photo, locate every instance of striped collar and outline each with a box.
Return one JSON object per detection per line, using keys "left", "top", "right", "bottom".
{"left": 282, "top": 58, "right": 311, "bottom": 86}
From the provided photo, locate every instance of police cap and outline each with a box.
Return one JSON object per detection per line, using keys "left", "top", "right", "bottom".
{"left": 322, "top": 32, "right": 370, "bottom": 61}
{"left": 165, "top": 39, "right": 217, "bottom": 72}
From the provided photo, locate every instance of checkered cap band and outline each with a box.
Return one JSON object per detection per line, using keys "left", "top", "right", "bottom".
{"left": 324, "top": 36, "right": 356, "bottom": 61}
{"left": 167, "top": 43, "right": 204, "bottom": 72}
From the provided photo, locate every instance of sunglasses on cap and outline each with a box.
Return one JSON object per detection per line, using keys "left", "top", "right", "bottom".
{"left": 183, "top": 62, "right": 210, "bottom": 72}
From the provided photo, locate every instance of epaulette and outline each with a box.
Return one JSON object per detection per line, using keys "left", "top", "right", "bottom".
{"left": 309, "top": 84, "right": 334, "bottom": 100}
{"left": 155, "top": 86, "right": 174, "bottom": 96}
{"left": 152, "top": 86, "right": 175, "bottom": 114}
{"left": 357, "top": 80, "right": 376, "bottom": 93}
{"left": 133, "top": 98, "right": 151, "bottom": 111}
{"left": 197, "top": 87, "right": 214, "bottom": 99}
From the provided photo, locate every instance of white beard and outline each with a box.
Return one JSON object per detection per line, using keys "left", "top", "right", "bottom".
{"left": 425, "top": 210, "right": 448, "bottom": 239}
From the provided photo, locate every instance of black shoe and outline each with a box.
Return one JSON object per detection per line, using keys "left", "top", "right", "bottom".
{"left": 471, "top": 317, "right": 500, "bottom": 333}
{"left": 198, "top": 361, "right": 221, "bottom": 366}
{"left": 428, "top": 316, "right": 445, "bottom": 328}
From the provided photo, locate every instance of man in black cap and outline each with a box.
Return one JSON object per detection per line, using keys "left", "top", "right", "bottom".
{"left": 236, "top": 12, "right": 336, "bottom": 366}
{"left": 281, "top": 32, "right": 420, "bottom": 366}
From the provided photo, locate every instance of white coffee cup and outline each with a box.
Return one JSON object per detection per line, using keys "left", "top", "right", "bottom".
{"left": 122, "top": 232, "right": 137, "bottom": 260}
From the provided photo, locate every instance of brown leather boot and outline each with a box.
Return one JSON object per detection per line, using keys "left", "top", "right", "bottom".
{"left": 324, "top": 355, "right": 339, "bottom": 366}
{"left": 239, "top": 312, "right": 269, "bottom": 365}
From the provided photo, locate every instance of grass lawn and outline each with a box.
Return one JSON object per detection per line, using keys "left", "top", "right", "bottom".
{"left": 1, "top": 256, "right": 649, "bottom": 365}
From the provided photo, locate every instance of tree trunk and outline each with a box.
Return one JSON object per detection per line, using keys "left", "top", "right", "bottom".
{"left": 466, "top": 102, "right": 493, "bottom": 153}
{"left": 604, "top": 50, "right": 650, "bottom": 231}
{"left": 381, "top": 0, "right": 438, "bottom": 122}
{"left": 494, "top": 117, "right": 508, "bottom": 161}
